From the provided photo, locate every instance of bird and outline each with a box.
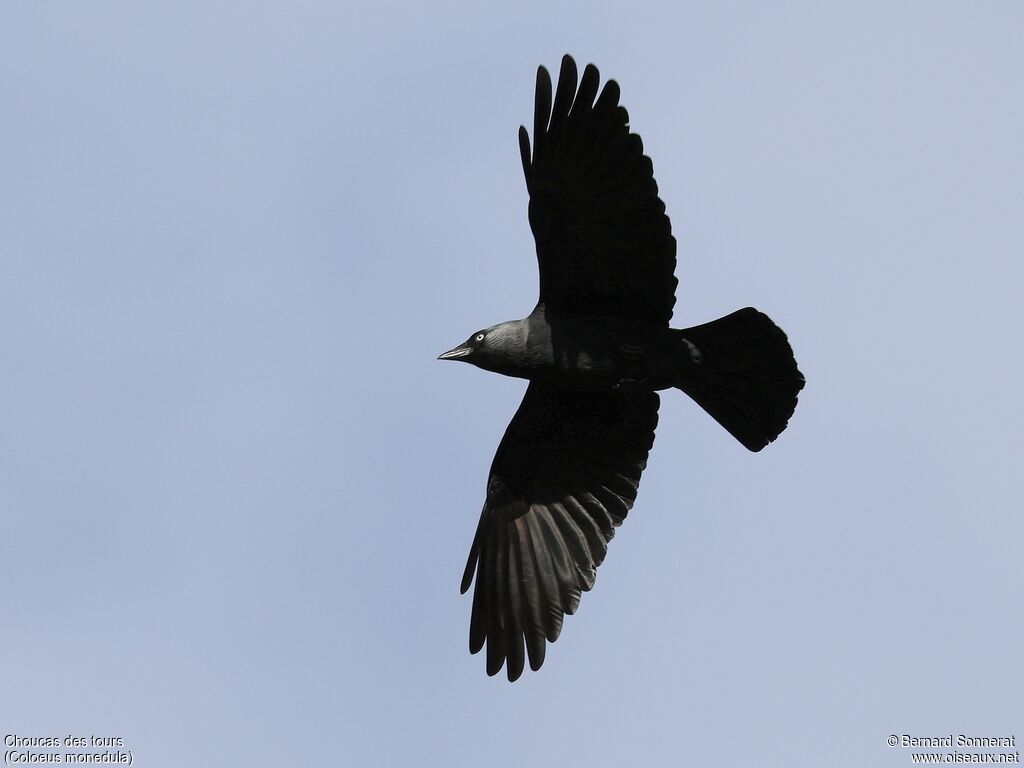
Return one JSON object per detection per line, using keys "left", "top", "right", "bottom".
{"left": 439, "top": 54, "right": 804, "bottom": 682}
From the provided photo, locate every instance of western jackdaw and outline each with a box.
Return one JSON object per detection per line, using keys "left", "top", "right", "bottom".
{"left": 440, "top": 55, "right": 804, "bottom": 681}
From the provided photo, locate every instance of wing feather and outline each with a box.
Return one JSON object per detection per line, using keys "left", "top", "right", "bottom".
{"left": 519, "top": 55, "right": 677, "bottom": 324}
{"left": 461, "top": 383, "right": 658, "bottom": 680}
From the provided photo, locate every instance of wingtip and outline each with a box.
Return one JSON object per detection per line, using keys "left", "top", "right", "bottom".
{"left": 518, "top": 125, "right": 532, "bottom": 190}
{"left": 536, "top": 62, "right": 551, "bottom": 88}
{"left": 459, "top": 560, "right": 474, "bottom": 594}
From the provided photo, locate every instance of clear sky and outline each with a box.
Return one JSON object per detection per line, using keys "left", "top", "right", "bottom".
{"left": 2, "top": 3, "right": 1021, "bottom": 767}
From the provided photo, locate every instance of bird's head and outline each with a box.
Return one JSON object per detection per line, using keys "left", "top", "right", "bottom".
{"left": 437, "top": 328, "right": 493, "bottom": 364}
{"left": 438, "top": 321, "right": 530, "bottom": 376}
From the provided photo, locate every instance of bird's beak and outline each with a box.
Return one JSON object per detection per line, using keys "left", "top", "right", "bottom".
{"left": 438, "top": 343, "right": 472, "bottom": 361}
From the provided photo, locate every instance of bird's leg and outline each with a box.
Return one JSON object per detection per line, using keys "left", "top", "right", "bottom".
{"left": 613, "top": 377, "right": 648, "bottom": 391}
{"left": 679, "top": 336, "right": 703, "bottom": 363}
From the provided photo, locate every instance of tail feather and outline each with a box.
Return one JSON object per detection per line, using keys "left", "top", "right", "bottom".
{"left": 675, "top": 308, "right": 804, "bottom": 452}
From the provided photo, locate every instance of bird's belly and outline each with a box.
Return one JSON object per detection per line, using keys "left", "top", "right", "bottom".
{"left": 524, "top": 315, "right": 682, "bottom": 391}
{"left": 539, "top": 344, "right": 671, "bottom": 391}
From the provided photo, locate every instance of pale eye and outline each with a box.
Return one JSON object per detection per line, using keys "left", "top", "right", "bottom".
{"left": 474, "top": 333, "right": 485, "bottom": 342}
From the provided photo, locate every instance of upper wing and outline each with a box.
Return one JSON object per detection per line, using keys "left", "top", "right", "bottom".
{"left": 461, "top": 383, "right": 659, "bottom": 681}
{"left": 519, "top": 54, "right": 677, "bottom": 325}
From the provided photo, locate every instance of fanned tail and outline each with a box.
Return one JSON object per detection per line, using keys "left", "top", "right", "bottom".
{"left": 675, "top": 308, "right": 804, "bottom": 452}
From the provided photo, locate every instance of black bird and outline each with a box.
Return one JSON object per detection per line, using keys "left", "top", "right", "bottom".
{"left": 439, "top": 55, "right": 804, "bottom": 682}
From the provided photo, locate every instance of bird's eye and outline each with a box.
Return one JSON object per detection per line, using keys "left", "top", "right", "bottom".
{"left": 474, "top": 333, "right": 485, "bottom": 343}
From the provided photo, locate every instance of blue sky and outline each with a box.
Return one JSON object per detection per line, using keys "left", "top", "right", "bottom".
{"left": 2, "top": 3, "right": 1021, "bottom": 766}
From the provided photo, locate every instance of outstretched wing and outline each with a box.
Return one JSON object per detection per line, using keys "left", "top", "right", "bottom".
{"left": 461, "top": 383, "right": 659, "bottom": 681}
{"left": 519, "top": 54, "right": 677, "bottom": 325}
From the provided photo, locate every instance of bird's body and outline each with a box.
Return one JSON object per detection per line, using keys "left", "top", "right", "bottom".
{"left": 442, "top": 306, "right": 697, "bottom": 392}
{"left": 440, "top": 55, "right": 804, "bottom": 681}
